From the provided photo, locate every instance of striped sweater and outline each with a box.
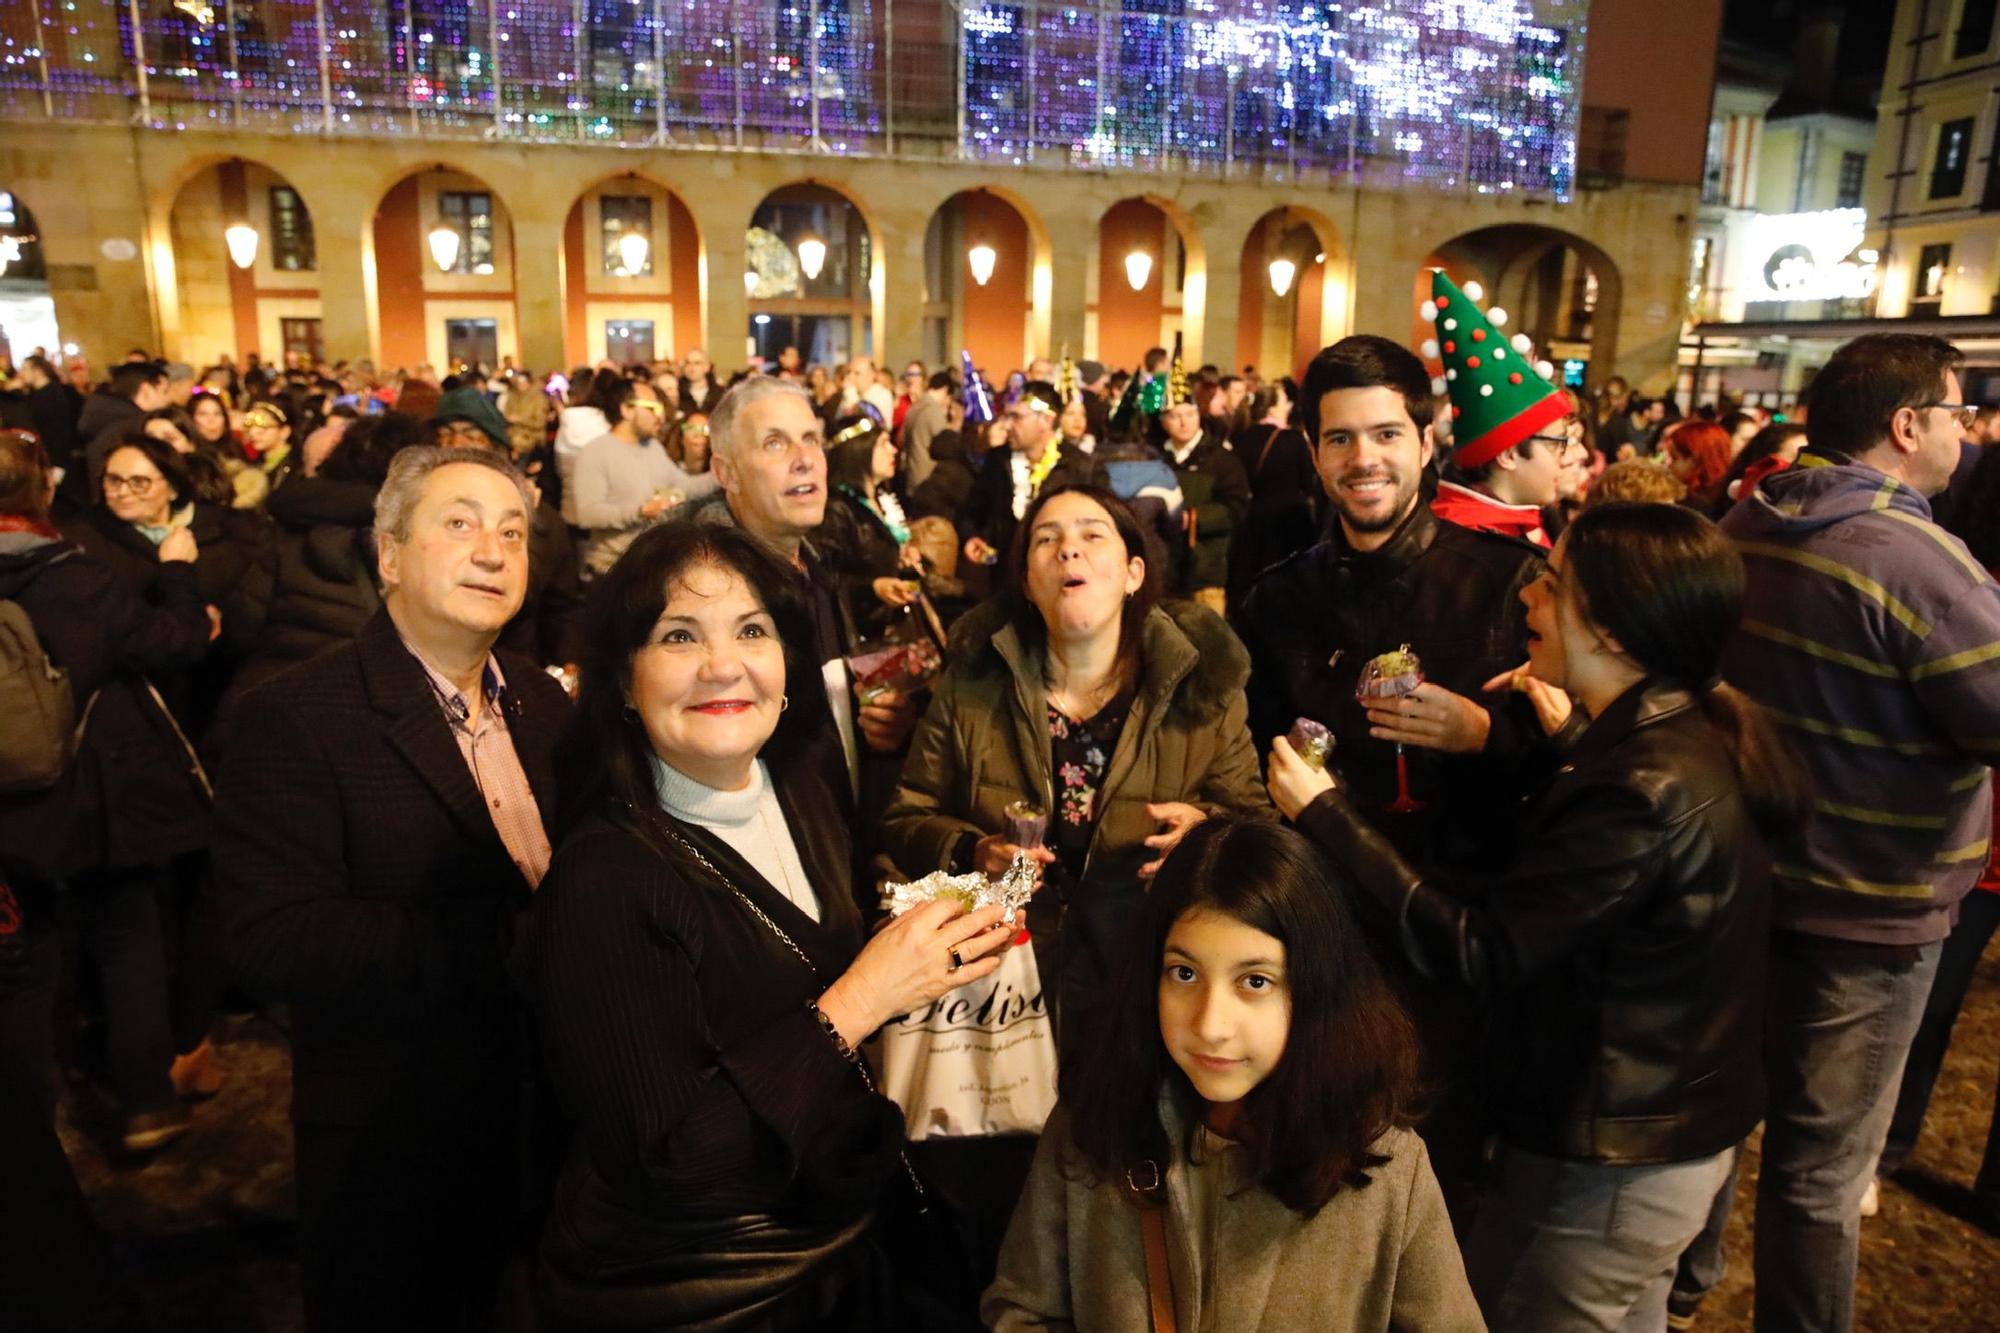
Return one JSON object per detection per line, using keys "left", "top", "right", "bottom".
{"left": 1720, "top": 458, "right": 2000, "bottom": 945}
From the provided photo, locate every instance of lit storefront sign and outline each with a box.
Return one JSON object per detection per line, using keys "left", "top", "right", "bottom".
{"left": 1739, "top": 209, "right": 1878, "bottom": 302}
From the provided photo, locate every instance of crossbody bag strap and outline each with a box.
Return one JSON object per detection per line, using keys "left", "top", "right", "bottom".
{"left": 639, "top": 808, "right": 934, "bottom": 1209}
{"left": 1125, "top": 1161, "right": 1178, "bottom": 1333}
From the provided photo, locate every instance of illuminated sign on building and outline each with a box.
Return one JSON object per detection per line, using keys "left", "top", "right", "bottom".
{"left": 1739, "top": 209, "right": 1878, "bottom": 302}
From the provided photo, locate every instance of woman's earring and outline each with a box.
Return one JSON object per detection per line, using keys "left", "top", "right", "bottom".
{"left": 621, "top": 701, "right": 639, "bottom": 721}
{"left": 781, "top": 695, "right": 790, "bottom": 712}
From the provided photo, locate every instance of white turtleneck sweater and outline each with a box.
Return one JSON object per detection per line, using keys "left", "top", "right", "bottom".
{"left": 649, "top": 755, "right": 820, "bottom": 922}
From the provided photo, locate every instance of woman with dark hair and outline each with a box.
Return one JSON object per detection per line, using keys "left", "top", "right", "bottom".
{"left": 1269, "top": 501, "right": 1809, "bottom": 1331}
{"left": 884, "top": 483, "right": 1272, "bottom": 1045}
{"left": 1710, "top": 421, "right": 1807, "bottom": 515}
{"left": 1226, "top": 375, "right": 1319, "bottom": 606}
{"left": 985, "top": 819, "right": 1480, "bottom": 1331}
{"left": 818, "top": 414, "right": 935, "bottom": 638}
{"left": 529, "top": 522, "right": 1015, "bottom": 1329}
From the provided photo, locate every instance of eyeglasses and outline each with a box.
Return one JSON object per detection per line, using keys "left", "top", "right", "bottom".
{"left": 104, "top": 473, "right": 160, "bottom": 496}
{"left": 1922, "top": 402, "right": 1979, "bottom": 431}
{"left": 630, "top": 399, "right": 665, "bottom": 414}
{"left": 1527, "top": 432, "right": 1584, "bottom": 457}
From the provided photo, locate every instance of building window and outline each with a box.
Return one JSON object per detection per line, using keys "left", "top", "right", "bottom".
{"left": 601, "top": 196, "right": 654, "bottom": 277}
{"left": 1837, "top": 152, "right": 1867, "bottom": 209}
{"left": 269, "top": 186, "right": 316, "bottom": 272}
{"left": 606, "top": 319, "right": 655, "bottom": 365}
{"left": 1931, "top": 120, "right": 1975, "bottom": 199}
{"left": 445, "top": 317, "right": 500, "bottom": 369}
{"left": 280, "top": 317, "right": 323, "bottom": 365}
{"left": 1957, "top": 0, "right": 1998, "bottom": 58}
{"left": 1914, "top": 243, "right": 1953, "bottom": 314}
{"left": 438, "top": 191, "right": 495, "bottom": 275}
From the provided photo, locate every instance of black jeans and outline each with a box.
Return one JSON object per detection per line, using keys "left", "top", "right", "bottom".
{"left": 68, "top": 866, "right": 180, "bottom": 1115}
{"left": 1878, "top": 889, "right": 2000, "bottom": 1202}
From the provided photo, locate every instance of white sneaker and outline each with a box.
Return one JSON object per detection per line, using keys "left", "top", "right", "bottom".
{"left": 1860, "top": 1178, "right": 1880, "bottom": 1218}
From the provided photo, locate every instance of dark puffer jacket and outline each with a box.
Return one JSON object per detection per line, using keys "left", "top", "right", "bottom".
{"left": 1298, "top": 680, "right": 1772, "bottom": 1165}
{"left": 0, "top": 530, "right": 214, "bottom": 879}
{"left": 881, "top": 597, "right": 1272, "bottom": 1044}
{"left": 227, "top": 477, "right": 380, "bottom": 698}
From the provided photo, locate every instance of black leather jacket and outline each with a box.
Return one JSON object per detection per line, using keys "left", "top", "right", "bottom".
{"left": 1299, "top": 680, "right": 1770, "bottom": 1165}
{"left": 1235, "top": 499, "right": 1553, "bottom": 876}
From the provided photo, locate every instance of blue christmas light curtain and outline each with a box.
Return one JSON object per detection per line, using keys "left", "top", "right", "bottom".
{"left": 960, "top": 0, "right": 1583, "bottom": 191}
{"left": 0, "top": 0, "right": 1581, "bottom": 193}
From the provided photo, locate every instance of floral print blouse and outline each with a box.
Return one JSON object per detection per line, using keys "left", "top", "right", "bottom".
{"left": 1047, "top": 687, "right": 1135, "bottom": 876}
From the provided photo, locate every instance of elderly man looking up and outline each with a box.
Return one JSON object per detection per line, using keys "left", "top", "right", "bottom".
{"left": 685, "top": 377, "right": 917, "bottom": 815}
{"left": 214, "top": 447, "right": 572, "bottom": 1331}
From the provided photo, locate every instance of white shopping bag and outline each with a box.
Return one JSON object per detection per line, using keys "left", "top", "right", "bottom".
{"left": 869, "top": 940, "right": 1057, "bottom": 1139}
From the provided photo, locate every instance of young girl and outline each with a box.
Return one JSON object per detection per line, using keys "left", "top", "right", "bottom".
{"left": 982, "top": 819, "right": 1482, "bottom": 1331}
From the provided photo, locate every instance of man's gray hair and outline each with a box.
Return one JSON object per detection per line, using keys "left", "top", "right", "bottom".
{"left": 374, "top": 446, "right": 536, "bottom": 543}
{"left": 708, "top": 376, "right": 815, "bottom": 462}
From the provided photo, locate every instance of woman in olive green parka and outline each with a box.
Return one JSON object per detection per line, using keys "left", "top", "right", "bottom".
{"left": 881, "top": 484, "right": 1272, "bottom": 1049}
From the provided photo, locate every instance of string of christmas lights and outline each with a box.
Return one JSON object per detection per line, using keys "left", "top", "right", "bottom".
{"left": 0, "top": 0, "right": 1580, "bottom": 194}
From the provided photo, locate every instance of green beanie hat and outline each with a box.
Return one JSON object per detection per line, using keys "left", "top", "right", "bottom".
{"left": 1420, "top": 270, "right": 1569, "bottom": 470}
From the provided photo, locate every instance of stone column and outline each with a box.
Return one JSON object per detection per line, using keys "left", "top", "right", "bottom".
{"left": 511, "top": 214, "right": 567, "bottom": 374}
{"left": 1039, "top": 197, "right": 1095, "bottom": 363}
{"left": 302, "top": 189, "right": 378, "bottom": 367}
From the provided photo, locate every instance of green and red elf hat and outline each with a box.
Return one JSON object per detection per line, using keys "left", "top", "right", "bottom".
{"left": 1419, "top": 270, "right": 1569, "bottom": 470}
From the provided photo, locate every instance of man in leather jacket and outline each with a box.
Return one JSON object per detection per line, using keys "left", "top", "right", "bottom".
{"left": 1234, "top": 335, "right": 1555, "bottom": 879}
{"left": 1233, "top": 334, "right": 1563, "bottom": 1221}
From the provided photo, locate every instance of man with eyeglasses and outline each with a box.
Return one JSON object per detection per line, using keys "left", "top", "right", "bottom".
{"left": 1430, "top": 412, "right": 1581, "bottom": 549}
{"left": 571, "top": 375, "right": 716, "bottom": 576}
{"left": 1718, "top": 333, "right": 2000, "bottom": 1333}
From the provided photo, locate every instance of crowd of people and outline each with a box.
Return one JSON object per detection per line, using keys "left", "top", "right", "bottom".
{"left": 1, "top": 289, "right": 1997, "bottom": 1333}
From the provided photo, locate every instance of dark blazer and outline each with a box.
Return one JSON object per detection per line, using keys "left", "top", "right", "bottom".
{"left": 212, "top": 609, "right": 571, "bottom": 1127}
{"left": 1299, "top": 680, "right": 1771, "bottom": 1165}
{"left": 530, "top": 757, "right": 906, "bottom": 1327}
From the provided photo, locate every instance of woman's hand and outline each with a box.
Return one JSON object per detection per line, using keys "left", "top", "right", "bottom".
{"left": 1482, "top": 662, "right": 1575, "bottom": 736}
{"left": 973, "top": 834, "right": 1056, "bottom": 882}
{"left": 816, "top": 900, "right": 1016, "bottom": 1044}
{"left": 1364, "top": 681, "right": 1491, "bottom": 754}
{"left": 1138, "top": 802, "right": 1206, "bottom": 879}
{"left": 871, "top": 576, "right": 921, "bottom": 608}
{"left": 1266, "top": 734, "right": 1335, "bottom": 822}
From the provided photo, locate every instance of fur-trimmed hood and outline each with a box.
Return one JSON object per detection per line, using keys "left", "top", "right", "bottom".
{"left": 945, "top": 594, "right": 1250, "bottom": 727}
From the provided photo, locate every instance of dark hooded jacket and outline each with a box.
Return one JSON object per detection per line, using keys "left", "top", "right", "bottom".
{"left": 0, "top": 528, "right": 214, "bottom": 878}
{"left": 881, "top": 597, "right": 1272, "bottom": 1044}
{"left": 227, "top": 475, "right": 381, "bottom": 700}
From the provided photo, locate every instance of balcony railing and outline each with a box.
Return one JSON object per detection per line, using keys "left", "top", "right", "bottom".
{"left": 0, "top": 0, "right": 1584, "bottom": 195}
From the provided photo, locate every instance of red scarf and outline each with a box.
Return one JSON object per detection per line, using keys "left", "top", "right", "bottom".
{"left": 0, "top": 513, "right": 60, "bottom": 540}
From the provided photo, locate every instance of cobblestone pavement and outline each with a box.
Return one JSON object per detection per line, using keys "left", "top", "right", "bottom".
{"left": 58, "top": 939, "right": 2000, "bottom": 1332}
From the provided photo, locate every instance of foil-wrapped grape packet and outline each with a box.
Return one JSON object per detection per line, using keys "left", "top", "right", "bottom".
{"left": 881, "top": 850, "right": 1036, "bottom": 924}
{"left": 1287, "top": 717, "right": 1334, "bottom": 770}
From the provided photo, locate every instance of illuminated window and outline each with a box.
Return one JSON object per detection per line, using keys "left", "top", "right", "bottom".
{"left": 606, "top": 320, "right": 655, "bottom": 366}
{"left": 601, "top": 195, "right": 653, "bottom": 277}
{"left": 1931, "top": 120, "right": 1974, "bottom": 199}
{"left": 269, "top": 186, "right": 315, "bottom": 272}
{"left": 439, "top": 191, "right": 495, "bottom": 275}
{"left": 1916, "top": 243, "right": 1952, "bottom": 311}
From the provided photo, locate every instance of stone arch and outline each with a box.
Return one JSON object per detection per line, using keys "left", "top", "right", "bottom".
{"left": 1419, "top": 225, "right": 1623, "bottom": 395}
{"left": 153, "top": 156, "right": 322, "bottom": 366}
{"left": 1235, "top": 203, "right": 1348, "bottom": 382}
{"left": 0, "top": 189, "right": 58, "bottom": 365}
{"left": 1092, "top": 194, "right": 1207, "bottom": 371}
{"left": 920, "top": 187, "right": 1054, "bottom": 374}
{"left": 369, "top": 161, "right": 521, "bottom": 373}
{"left": 745, "top": 177, "right": 885, "bottom": 368}
{"left": 559, "top": 169, "right": 706, "bottom": 367}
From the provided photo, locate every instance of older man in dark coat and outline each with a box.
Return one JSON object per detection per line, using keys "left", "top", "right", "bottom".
{"left": 214, "top": 446, "right": 571, "bottom": 1331}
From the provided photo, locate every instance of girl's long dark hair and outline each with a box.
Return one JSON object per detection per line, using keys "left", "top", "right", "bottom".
{"left": 555, "top": 522, "right": 818, "bottom": 846}
{"left": 1562, "top": 502, "right": 1811, "bottom": 833}
{"left": 1063, "top": 819, "right": 1422, "bottom": 1216}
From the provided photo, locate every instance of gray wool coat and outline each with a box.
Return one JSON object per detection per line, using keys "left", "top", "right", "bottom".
{"left": 983, "top": 1102, "right": 1486, "bottom": 1332}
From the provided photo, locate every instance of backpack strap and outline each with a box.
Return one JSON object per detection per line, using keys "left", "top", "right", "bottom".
{"left": 1125, "top": 1161, "right": 1178, "bottom": 1333}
